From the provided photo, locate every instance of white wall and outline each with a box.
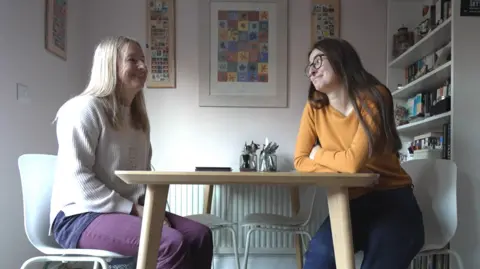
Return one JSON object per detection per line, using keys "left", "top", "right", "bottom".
{"left": 83, "top": 0, "right": 386, "bottom": 268}
{"left": 0, "top": 1, "right": 88, "bottom": 268}
{"left": 450, "top": 0, "right": 480, "bottom": 268}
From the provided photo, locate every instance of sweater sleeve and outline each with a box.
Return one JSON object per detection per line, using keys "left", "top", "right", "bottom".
{"left": 313, "top": 92, "right": 382, "bottom": 173}
{"left": 55, "top": 101, "right": 133, "bottom": 214}
{"left": 294, "top": 103, "right": 337, "bottom": 173}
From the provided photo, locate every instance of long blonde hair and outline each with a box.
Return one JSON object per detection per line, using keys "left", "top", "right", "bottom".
{"left": 81, "top": 36, "right": 150, "bottom": 133}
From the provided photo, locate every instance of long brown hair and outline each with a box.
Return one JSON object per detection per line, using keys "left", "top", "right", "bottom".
{"left": 307, "top": 38, "right": 401, "bottom": 156}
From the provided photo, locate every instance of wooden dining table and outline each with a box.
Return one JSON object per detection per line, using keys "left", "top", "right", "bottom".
{"left": 115, "top": 171, "right": 378, "bottom": 269}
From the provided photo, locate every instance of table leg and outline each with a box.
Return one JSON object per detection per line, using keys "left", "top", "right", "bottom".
{"left": 203, "top": 184, "right": 214, "bottom": 214}
{"left": 136, "top": 184, "right": 170, "bottom": 269}
{"left": 326, "top": 187, "right": 355, "bottom": 269}
{"left": 290, "top": 186, "right": 304, "bottom": 269}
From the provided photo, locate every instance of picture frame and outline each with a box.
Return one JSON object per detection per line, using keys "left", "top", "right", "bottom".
{"left": 146, "top": 0, "right": 176, "bottom": 88}
{"left": 460, "top": 0, "right": 480, "bottom": 16}
{"left": 198, "top": 0, "right": 288, "bottom": 108}
{"left": 311, "top": 0, "right": 340, "bottom": 45}
{"left": 45, "top": 0, "right": 68, "bottom": 60}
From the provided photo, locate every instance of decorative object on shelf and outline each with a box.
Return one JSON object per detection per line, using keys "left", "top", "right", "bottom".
{"left": 45, "top": 0, "right": 67, "bottom": 60}
{"left": 394, "top": 105, "right": 409, "bottom": 126}
{"left": 419, "top": 5, "right": 437, "bottom": 36}
{"left": 461, "top": 0, "right": 480, "bottom": 16}
{"left": 310, "top": 0, "right": 340, "bottom": 45}
{"left": 239, "top": 141, "right": 260, "bottom": 172}
{"left": 198, "top": 0, "right": 288, "bottom": 108}
{"left": 392, "top": 26, "right": 414, "bottom": 58}
{"left": 146, "top": 0, "right": 176, "bottom": 88}
{"left": 259, "top": 137, "right": 279, "bottom": 172}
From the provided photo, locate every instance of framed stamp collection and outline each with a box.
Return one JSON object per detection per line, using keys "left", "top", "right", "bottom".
{"left": 310, "top": 0, "right": 340, "bottom": 45}
{"left": 146, "top": 0, "right": 176, "bottom": 88}
{"left": 45, "top": 0, "right": 68, "bottom": 60}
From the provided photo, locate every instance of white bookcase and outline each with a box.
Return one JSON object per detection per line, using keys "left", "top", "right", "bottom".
{"left": 386, "top": 1, "right": 453, "bottom": 269}
{"left": 386, "top": 0, "right": 453, "bottom": 162}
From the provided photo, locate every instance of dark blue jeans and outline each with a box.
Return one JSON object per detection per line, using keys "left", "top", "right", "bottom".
{"left": 304, "top": 186, "right": 425, "bottom": 269}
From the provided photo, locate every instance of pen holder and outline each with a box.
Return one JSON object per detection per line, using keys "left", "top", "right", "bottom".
{"left": 259, "top": 153, "right": 277, "bottom": 172}
{"left": 240, "top": 153, "right": 257, "bottom": 172}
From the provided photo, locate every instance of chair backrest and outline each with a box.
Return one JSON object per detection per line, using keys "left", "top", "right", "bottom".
{"left": 296, "top": 186, "right": 317, "bottom": 226}
{"left": 401, "top": 159, "right": 457, "bottom": 250}
{"left": 18, "top": 154, "right": 60, "bottom": 250}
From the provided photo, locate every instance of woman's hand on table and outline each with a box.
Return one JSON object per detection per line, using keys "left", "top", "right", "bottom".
{"left": 309, "top": 145, "right": 320, "bottom": 160}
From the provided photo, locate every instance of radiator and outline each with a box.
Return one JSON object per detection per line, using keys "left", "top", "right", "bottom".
{"left": 167, "top": 184, "right": 329, "bottom": 254}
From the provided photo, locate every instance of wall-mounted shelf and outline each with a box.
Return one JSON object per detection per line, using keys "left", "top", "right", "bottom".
{"left": 389, "top": 17, "right": 452, "bottom": 68}
{"left": 392, "top": 61, "right": 451, "bottom": 99}
{"left": 397, "top": 112, "right": 451, "bottom": 136}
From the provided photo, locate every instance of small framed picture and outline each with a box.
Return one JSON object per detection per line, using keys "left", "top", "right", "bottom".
{"left": 45, "top": 0, "right": 68, "bottom": 60}
{"left": 461, "top": 0, "right": 480, "bottom": 16}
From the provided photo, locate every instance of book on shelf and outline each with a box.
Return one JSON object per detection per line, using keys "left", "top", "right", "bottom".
{"left": 442, "top": 123, "right": 451, "bottom": 160}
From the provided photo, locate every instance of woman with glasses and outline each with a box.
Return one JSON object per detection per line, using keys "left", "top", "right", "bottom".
{"left": 294, "top": 38, "right": 425, "bottom": 269}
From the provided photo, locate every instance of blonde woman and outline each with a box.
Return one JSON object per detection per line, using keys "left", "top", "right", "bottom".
{"left": 49, "top": 36, "right": 213, "bottom": 269}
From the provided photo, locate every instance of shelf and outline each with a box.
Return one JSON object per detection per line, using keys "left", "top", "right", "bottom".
{"left": 389, "top": 17, "right": 452, "bottom": 68}
{"left": 392, "top": 61, "right": 451, "bottom": 99}
{"left": 397, "top": 112, "right": 451, "bottom": 136}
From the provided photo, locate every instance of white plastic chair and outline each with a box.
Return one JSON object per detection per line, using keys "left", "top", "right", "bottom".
{"left": 240, "top": 187, "right": 317, "bottom": 269}
{"left": 400, "top": 159, "right": 464, "bottom": 269}
{"left": 18, "top": 154, "right": 130, "bottom": 269}
{"left": 185, "top": 213, "right": 240, "bottom": 269}
{"left": 162, "top": 200, "right": 240, "bottom": 269}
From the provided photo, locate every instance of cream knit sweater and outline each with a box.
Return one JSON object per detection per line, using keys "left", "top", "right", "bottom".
{"left": 49, "top": 95, "right": 150, "bottom": 233}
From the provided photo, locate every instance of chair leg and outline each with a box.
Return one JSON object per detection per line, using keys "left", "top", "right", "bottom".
{"left": 20, "top": 256, "right": 109, "bottom": 269}
{"left": 242, "top": 228, "right": 256, "bottom": 269}
{"left": 300, "top": 231, "right": 312, "bottom": 252}
{"left": 446, "top": 249, "right": 464, "bottom": 269}
{"left": 226, "top": 226, "right": 241, "bottom": 269}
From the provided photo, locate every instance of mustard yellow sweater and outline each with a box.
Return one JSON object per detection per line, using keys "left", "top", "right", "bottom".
{"left": 294, "top": 89, "right": 411, "bottom": 199}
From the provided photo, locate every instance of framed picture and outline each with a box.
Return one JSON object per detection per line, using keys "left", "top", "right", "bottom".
{"left": 311, "top": 0, "right": 340, "bottom": 45}
{"left": 461, "top": 0, "right": 480, "bottom": 16}
{"left": 198, "top": 0, "right": 288, "bottom": 108}
{"left": 146, "top": 0, "right": 176, "bottom": 88}
{"left": 45, "top": 0, "right": 68, "bottom": 60}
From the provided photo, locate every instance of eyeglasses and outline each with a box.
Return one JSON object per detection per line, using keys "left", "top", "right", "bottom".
{"left": 305, "top": 54, "right": 325, "bottom": 77}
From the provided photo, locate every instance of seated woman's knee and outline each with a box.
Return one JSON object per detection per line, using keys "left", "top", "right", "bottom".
{"left": 305, "top": 234, "right": 335, "bottom": 265}
{"left": 195, "top": 223, "right": 213, "bottom": 242}
{"left": 158, "top": 229, "right": 188, "bottom": 258}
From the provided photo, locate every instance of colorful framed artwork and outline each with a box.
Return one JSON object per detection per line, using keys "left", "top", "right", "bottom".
{"left": 311, "top": 0, "right": 340, "bottom": 45}
{"left": 45, "top": 0, "right": 68, "bottom": 60}
{"left": 198, "top": 0, "right": 288, "bottom": 107}
{"left": 146, "top": 0, "right": 176, "bottom": 88}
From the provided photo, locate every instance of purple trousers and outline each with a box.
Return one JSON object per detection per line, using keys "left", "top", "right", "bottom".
{"left": 77, "top": 212, "right": 213, "bottom": 269}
